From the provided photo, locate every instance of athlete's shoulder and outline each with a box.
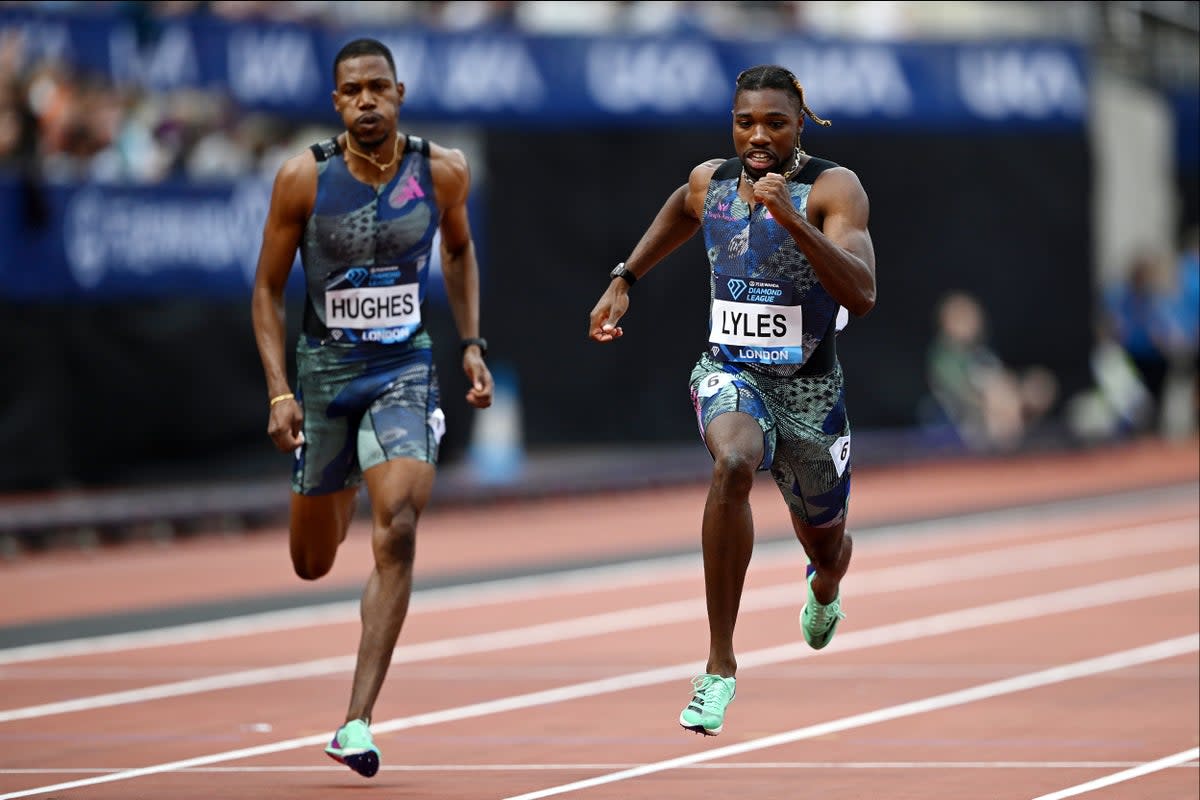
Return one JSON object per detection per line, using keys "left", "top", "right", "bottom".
{"left": 272, "top": 146, "right": 319, "bottom": 193}
{"left": 426, "top": 139, "right": 469, "bottom": 181}
{"left": 687, "top": 158, "right": 726, "bottom": 188}
{"left": 424, "top": 138, "right": 470, "bottom": 205}
{"left": 810, "top": 161, "right": 869, "bottom": 200}
{"left": 426, "top": 139, "right": 467, "bottom": 168}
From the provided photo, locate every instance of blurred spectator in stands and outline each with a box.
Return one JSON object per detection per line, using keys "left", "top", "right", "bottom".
{"left": 89, "top": 86, "right": 172, "bottom": 183}
{"left": 1167, "top": 225, "right": 1199, "bottom": 434}
{"left": 184, "top": 96, "right": 257, "bottom": 182}
{"left": 1100, "top": 247, "right": 1187, "bottom": 435}
{"left": 430, "top": 0, "right": 518, "bottom": 30}
{"left": 924, "top": 290, "right": 1058, "bottom": 453}
{"left": 0, "top": 32, "right": 48, "bottom": 226}
{"left": 1064, "top": 315, "right": 1154, "bottom": 445}
{"left": 44, "top": 73, "right": 127, "bottom": 181}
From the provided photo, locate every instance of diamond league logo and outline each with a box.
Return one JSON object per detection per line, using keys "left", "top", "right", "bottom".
{"left": 727, "top": 278, "right": 747, "bottom": 300}
{"left": 347, "top": 267, "right": 369, "bottom": 287}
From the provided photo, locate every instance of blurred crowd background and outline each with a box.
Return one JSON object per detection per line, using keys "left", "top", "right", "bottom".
{"left": 0, "top": 1, "right": 1197, "bottom": 544}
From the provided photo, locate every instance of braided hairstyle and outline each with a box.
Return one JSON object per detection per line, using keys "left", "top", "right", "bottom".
{"left": 734, "top": 64, "right": 831, "bottom": 129}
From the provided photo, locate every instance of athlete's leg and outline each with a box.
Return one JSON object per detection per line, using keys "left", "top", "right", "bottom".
{"left": 700, "top": 411, "right": 764, "bottom": 678}
{"left": 341, "top": 457, "right": 435, "bottom": 725}
{"left": 288, "top": 488, "right": 360, "bottom": 580}
{"left": 790, "top": 515, "right": 852, "bottom": 606}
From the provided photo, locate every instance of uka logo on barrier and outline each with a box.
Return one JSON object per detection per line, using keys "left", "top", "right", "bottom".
{"left": 585, "top": 40, "right": 727, "bottom": 114}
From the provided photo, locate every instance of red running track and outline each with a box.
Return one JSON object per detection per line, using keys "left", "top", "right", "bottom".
{"left": 0, "top": 436, "right": 1197, "bottom": 799}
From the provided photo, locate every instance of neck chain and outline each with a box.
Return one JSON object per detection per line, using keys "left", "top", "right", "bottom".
{"left": 343, "top": 133, "right": 402, "bottom": 173}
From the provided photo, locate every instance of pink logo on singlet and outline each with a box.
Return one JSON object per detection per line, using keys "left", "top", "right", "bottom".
{"left": 389, "top": 174, "right": 425, "bottom": 208}
{"left": 708, "top": 200, "right": 737, "bottom": 222}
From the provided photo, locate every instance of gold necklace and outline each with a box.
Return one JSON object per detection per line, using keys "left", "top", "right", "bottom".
{"left": 343, "top": 134, "right": 402, "bottom": 172}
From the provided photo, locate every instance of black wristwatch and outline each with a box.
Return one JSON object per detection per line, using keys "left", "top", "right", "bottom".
{"left": 460, "top": 337, "right": 488, "bottom": 357}
{"left": 609, "top": 262, "right": 637, "bottom": 286}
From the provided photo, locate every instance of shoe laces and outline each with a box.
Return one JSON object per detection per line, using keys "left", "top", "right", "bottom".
{"left": 691, "top": 674, "right": 734, "bottom": 707}
{"left": 808, "top": 599, "right": 845, "bottom": 631}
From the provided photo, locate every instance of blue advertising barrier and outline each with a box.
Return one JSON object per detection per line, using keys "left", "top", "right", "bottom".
{"left": 0, "top": 177, "right": 486, "bottom": 302}
{"left": 0, "top": 10, "right": 1090, "bottom": 130}
{"left": 1, "top": 177, "right": 285, "bottom": 300}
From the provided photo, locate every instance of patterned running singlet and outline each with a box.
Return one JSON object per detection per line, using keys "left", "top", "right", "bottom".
{"left": 702, "top": 155, "right": 841, "bottom": 376}
{"left": 301, "top": 135, "right": 438, "bottom": 348}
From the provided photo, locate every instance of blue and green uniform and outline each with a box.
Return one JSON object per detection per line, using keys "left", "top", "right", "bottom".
{"left": 689, "top": 156, "right": 851, "bottom": 527}
{"left": 292, "top": 135, "right": 444, "bottom": 496}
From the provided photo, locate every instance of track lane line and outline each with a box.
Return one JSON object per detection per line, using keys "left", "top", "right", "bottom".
{"left": 4, "top": 760, "right": 1199, "bottom": 774}
{"left": 2, "top": 501, "right": 1192, "bottom": 665}
{"left": 0, "top": 523, "right": 1193, "bottom": 723}
{"left": 0, "top": 568, "right": 1194, "bottom": 799}
{"left": 501, "top": 639, "right": 1200, "bottom": 800}
{"left": 1027, "top": 747, "right": 1200, "bottom": 800}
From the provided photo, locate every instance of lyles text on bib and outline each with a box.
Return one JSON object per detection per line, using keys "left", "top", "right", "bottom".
{"left": 708, "top": 275, "right": 805, "bottom": 365}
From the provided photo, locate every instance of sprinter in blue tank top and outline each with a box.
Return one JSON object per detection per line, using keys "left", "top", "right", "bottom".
{"left": 588, "top": 64, "right": 877, "bottom": 737}
{"left": 251, "top": 38, "right": 493, "bottom": 777}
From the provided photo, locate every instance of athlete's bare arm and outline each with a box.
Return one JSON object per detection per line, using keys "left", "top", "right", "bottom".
{"left": 588, "top": 159, "right": 721, "bottom": 342}
{"left": 750, "top": 165, "right": 876, "bottom": 317}
{"left": 251, "top": 152, "right": 317, "bottom": 452}
{"left": 430, "top": 143, "right": 493, "bottom": 409}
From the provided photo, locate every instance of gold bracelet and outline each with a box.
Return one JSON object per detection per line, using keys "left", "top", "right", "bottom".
{"left": 269, "top": 392, "right": 294, "bottom": 408}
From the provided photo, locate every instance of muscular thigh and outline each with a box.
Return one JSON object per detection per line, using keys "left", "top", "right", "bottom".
{"left": 763, "top": 365, "right": 853, "bottom": 527}
{"left": 690, "top": 353, "right": 776, "bottom": 469}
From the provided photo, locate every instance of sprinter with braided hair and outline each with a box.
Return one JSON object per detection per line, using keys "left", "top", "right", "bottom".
{"left": 588, "top": 63, "right": 876, "bottom": 737}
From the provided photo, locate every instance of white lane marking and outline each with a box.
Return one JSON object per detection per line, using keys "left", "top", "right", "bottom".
{"left": 0, "top": 523, "right": 1193, "bottom": 723}
{"left": 2, "top": 520, "right": 1190, "bottom": 724}
{"left": 2, "top": 761, "right": 1197, "bottom": 774}
{"left": 0, "top": 570, "right": 1194, "bottom": 800}
{"left": 1027, "top": 747, "right": 1200, "bottom": 799}
{"left": 499, "top": 637, "right": 1199, "bottom": 800}
{"left": 1, "top": 503, "right": 1191, "bottom": 666}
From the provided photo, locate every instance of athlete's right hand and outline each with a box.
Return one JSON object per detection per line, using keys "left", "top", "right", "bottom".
{"left": 588, "top": 288, "right": 628, "bottom": 343}
{"left": 267, "top": 397, "right": 305, "bottom": 453}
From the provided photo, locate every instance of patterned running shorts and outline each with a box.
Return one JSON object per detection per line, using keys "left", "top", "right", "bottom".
{"left": 292, "top": 336, "right": 444, "bottom": 496}
{"left": 689, "top": 351, "right": 852, "bottom": 527}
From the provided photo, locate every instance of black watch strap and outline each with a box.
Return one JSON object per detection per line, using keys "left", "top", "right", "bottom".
{"left": 460, "top": 337, "right": 488, "bottom": 357}
{"left": 610, "top": 262, "right": 636, "bottom": 286}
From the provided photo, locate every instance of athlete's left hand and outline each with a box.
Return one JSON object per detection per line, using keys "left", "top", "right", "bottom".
{"left": 463, "top": 351, "right": 493, "bottom": 409}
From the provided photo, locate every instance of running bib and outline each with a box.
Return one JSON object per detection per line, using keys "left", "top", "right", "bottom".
{"left": 326, "top": 283, "right": 420, "bottom": 328}
{"left": 323, "top": 264, "right": 423, "bottom": 344}
{"left": 708, "top": 276, "right": 805, "bottom": 365}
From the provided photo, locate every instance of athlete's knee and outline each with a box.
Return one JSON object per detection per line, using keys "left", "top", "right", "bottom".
{"left": 374, "top": 503, "right": 418, "bottom": 568}
{"left": 291, "top": 546, "right": 336, "bottom": 581}
{"left": 710, "top": 450, "right": 757, "bottom": 499}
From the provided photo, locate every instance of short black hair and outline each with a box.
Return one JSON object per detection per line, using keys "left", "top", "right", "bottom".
{"left": 333, "top": 38, "right": 397, "bottom": 84}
